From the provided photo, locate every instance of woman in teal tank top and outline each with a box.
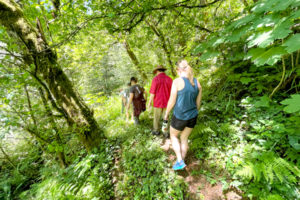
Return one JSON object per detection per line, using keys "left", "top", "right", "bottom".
{"left": 164, "top": 60, "right": 202, "bottom": 170}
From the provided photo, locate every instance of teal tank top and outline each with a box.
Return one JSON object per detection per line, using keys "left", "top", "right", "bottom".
{"left": 173, "top": 77, "right": 199, "bottom": 120}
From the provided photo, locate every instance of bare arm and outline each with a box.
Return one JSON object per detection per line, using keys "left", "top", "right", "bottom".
{"left": 143, "top": 90, "right": 147, "bottom": 102}
{"left": 147, "top": 93, "right": 155, "bottom": 109}
{"left": 127, "top": 93, "right": 134, "bottom": 111}
{"left": 196, "top": 80, "right": 202, "bottom": 110}
{"left": 164, "top": 81, "right": 178, "bottom": 120}
{"left": 121, "top": 96, "right": 126, "bottom": 104}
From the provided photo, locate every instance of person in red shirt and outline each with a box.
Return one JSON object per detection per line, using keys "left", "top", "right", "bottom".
{"left": 147, "top": 65, "right": 173, "bottom": 136}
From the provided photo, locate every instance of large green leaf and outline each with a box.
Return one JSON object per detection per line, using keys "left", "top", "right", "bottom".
{"left": 240, "top": 77, "right": 252, "bottom": 85}
{"left": 270, "top": 0, "right": 295, "bottom": 12}
{"left": 281, "top": 94, "right": 300, "bottom": 113}
{"left": 271, "top": 17, "right": 293, "bottom": 40}
{"left": 226, "top": 14, "right": 256, "bottom": 30}
{"left": 251, "top": 13, "right": 281, "bottom": 29}
{"left": 247, "top": 47, "right": 287, "bottom": 66}
{"left": 247, "top": 17, "right": 292, "bottom": 48}
{"left": 252, "top": 0, "right": 296, "bottom": 13}
{"left": 226, "top": 26, "right": 249, "bottom": 42}
{"left": 289, "top": 135, "right": 300, "bottom": 151}
{"left": 199, "top": 51, "right": 220, "bottom": 61}
{"left": 206, "top": 36, "right": 225, "bottom": 48}
{"left": 289, "top": 10, "right": 300, "bottom": 20}
{"left": 251, "top": 0, "right": 278, "bottom": 13}
{"left": 193, "top": 43, "right": 208, "bottom": 54}
{"left": 245, "top": 48, "right": 265, "bottom": 60}
{"left": 291, "top": 0, "right": 300, "bottom": 7}
{"left": 247, "top": 30, "right": 273, "bottom": 48}
{"left": 283, "top": 34, "right": 300, "bottom": 53}
{"left": 254, "top": 95, "right": 270, "bottom": 108}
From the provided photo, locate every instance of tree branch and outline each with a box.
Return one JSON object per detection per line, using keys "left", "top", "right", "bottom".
{"left": 152, "top": 0, "right": 223, "bottom": 10}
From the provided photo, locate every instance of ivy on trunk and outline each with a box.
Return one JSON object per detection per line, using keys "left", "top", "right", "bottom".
{"left": 0, "top": 0, "right": 104, "bottom": 150}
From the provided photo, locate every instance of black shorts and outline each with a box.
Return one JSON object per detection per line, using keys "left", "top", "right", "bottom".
{"left": 171, "top": 115, "right": 198, "bottom": 131}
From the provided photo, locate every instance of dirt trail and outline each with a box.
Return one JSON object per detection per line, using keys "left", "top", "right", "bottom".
{"left": 161, "top": 139, "right": 244, "bottom": 200}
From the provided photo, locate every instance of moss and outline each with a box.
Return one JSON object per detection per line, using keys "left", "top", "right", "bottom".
{"left": 0, "top": 0, "right": 104, "bottom": 151}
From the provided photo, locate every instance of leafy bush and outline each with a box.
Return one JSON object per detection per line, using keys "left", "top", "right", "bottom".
{"left": 116, "top": 129, "right": 188, "bottom": 199}
{"left": 19, "top": 142, "right": 114, "bottom": 200}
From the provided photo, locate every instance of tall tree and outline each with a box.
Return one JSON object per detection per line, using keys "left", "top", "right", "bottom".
{"left": 0, "top": 0, "right": 103, "bottom": 150}
{"left": 124, "top": 39, "right": 148, "bottom": 81}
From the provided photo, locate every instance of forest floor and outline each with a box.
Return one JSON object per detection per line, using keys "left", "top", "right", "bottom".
{"left": 161, "top": 138, "right": 243, "bottom": 200}
{"left": 106, "top": 112, "right": 245, "bottom": 200}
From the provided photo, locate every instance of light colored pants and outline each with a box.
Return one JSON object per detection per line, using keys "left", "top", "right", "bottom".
{"left": 153, "top": 107, "right": 166, "bottom": 131}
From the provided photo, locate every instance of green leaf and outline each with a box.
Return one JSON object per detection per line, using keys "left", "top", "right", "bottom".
{"left": 251, "top": 13, "right": 281, "bottom": 29}
{"left": 247, "top": 17, "right": 292, "bottom": 48}
{"left": 291, "top": 0, "right": 300, "bottom": 7}
{"left": 270, "top": 0, "right": 295, "bottom": 12}
{"left": 226, "top": 26, "right": 249, "bottom": 42}
{"left": 254, "top": 95, "right": 270, "bottom": 108}
{"left": 199, "top": 51, "right": 219, "bottom": 61}
{"left": 226, "top": 14, "right": 256, "bottom": 30}
{"left": 283, "top": 34, "right": 300, "bottom": 53}
{"left": 289, "top": 135, "right": 300, "bottom": 150}
{"left": 193, "top": 43, "right": 207, "bottom": 54}
{"left": 281, "top": 94, "right": 300, "bottom": 113}
{"left": 251, "top": 0, "right": 278, "bottom": 13}
{"left": 252, "top": 0, "right": 295, "bottom": 13}
{"left": 247, "top": 30, "right": 273, "bottom": 48}
{"left": 240, "top": 77, "right": 252, "bottom": 84}
{"left": 271, "top": 17, "right": 293, "bottom": 40}
{"left": 249, "top": 47, "right": 287, "bottom": 66}
{"left": 289, "top": 9, "right": 300, "bottom": 20}
{"left": 211, "top": 38, "right": 225, "bottom": 47}
{"left": 245, "top": 48, "right": 265, "bottom": 60}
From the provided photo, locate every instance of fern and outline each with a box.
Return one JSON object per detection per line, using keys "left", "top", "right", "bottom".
{"left": 261, "top": 194, "right": 285, "bottom": 200}
{"left": 236, "top": 152, "right": 300, "bottom": 184}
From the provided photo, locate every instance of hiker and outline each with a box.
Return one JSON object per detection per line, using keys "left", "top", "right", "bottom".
{"left": 123, "top": 83, "right": 134, "bottom": 121}
{"left": 164, "top": 60, "right": 202, "bottom": 170}
{"left": 120, "top": 88, "right": 127, "bottom": 114}
{"left": 147, "top": 65, "right": 172, "bottom": 136}
{"left": 127, "top": 77, "right": 147, "bottom": 125}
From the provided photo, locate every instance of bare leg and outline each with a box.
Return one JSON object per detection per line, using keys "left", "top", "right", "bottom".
{"left": 180, "top": 127, "right": 193, "bottom": 160}
{"left": 170, "top": 126, "right": 182, "bottom": 161}
{"left": 130, "top": 104, "right": 134, "bottom": 121}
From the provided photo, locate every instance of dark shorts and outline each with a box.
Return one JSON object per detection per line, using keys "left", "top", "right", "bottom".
{"left": 171, "top": 115, "right": 198, "bottom": 131}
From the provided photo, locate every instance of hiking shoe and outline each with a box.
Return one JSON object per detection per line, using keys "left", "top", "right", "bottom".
{"left": 152, "top": 130, "right": 160, "bottom": 135}
{"left": 172, "top": 160, "right": 186, "bottom": 170}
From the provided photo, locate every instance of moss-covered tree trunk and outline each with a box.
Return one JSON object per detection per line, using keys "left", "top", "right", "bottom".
{"left": 0, "top": 0, "right": 103, "bottom": 150}
{"left": 124, "top": 39, "right": 148, "bottom": 82}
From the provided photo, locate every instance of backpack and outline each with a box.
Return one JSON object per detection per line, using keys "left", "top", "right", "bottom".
{"left": 132, "top": 85, "right": 146, "bottom": 112}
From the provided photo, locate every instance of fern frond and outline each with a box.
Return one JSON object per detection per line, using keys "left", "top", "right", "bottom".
{"left": 263, "top": 194, "right": 284, "bottom": 200}
{"left": 236, "top": 162, "right": 255, "bottom": 180}
{"left": 266, "top": 163, "right": 274, "bottom": 184}
{"left": 253, "top": 163, "right": 262, "bottom": 182}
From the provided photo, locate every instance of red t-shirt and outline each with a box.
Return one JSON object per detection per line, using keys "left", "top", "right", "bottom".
{"left": 149, "top": 73, "right": 173, "bottom": 108}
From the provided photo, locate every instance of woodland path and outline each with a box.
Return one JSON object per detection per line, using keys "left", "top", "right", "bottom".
{"left": 109, "top": 112, "right": 244, "bottom": 200}
{"left": 161, "top": 138, "right": 243, "bottom": 200}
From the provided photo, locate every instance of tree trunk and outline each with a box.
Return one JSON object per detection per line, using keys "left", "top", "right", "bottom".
{"left": 0, "top": 0, "right": 103, "bottom": 150}
{"left": 124, "top": 39, "right": 148, "bottom": 82}
{"left": 0, "top": 144, "right": 17, "bottom": 170}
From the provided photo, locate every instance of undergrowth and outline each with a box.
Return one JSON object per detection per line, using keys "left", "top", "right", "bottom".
{"left": 189, "top": 63, "right": 300, "bottom": 199}
{"left": 100, "top": 97, "right": 189, "bottom": 199}
{"left": 19, "top": 141, "right": 115, "bottom": 200}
